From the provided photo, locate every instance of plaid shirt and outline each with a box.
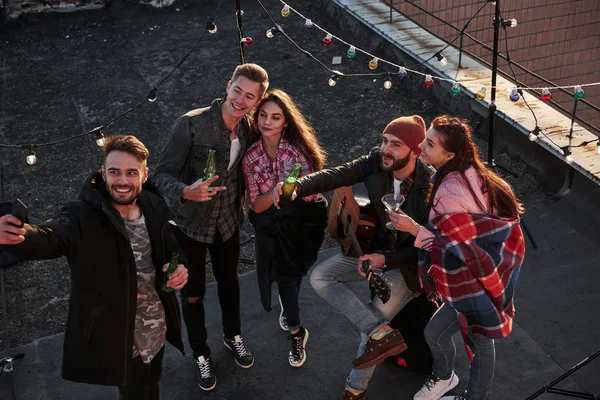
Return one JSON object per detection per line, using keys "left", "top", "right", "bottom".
{"left": 397, "top": 174, "right": 414, "bottom": 198}
{"left": 242, "top": 137, "right": 318, "bottom": 209}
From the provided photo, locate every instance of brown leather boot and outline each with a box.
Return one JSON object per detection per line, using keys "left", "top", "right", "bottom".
{"left": 352, "top": 329, "right": 407, "bottom": 369}
{"left": 339, "top": 389, "right": 367, "bottom": 400}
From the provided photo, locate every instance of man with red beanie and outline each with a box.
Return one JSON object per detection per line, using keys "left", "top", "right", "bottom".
{"left": 274, "top": 115, "right": 434, "bottom": 400}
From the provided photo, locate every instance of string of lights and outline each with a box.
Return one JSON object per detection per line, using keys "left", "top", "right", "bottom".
{"left": 277, "top": 0, "right": 600, "bottom": 98}
{"left": 276, "top": 0, "right": 598, "bottom": 163}
{"left": 0, "top": 0, "right": 225, "bottom": 164}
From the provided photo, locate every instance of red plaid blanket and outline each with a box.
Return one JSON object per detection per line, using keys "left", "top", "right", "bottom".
{"left": 418, "top": 213, "right": 525, "bottom": 342}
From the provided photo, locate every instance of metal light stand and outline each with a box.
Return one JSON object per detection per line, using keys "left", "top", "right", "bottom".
{"left": 525, "top": 349, "right": 600, "bottom": 399}
{"left": 487, "top": 0, "right": 537, "bottom": 249}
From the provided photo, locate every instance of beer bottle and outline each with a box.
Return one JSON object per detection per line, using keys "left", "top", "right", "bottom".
{"left": 203, "top": 149, "right": 217, "bottom": 186}
{"left": 279, "top": 163, "right": 301, "bottom": 206}
{"left": 161, "top": 252, "right": 180, "bottom": 293}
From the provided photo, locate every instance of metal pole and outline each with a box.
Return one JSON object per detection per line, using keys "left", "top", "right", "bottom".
{"left": 487, "top": 0, "right": 501, "bottom": 167}
{"left": 458, "top": 32, "right": 464, "bottom": 68}
{"left": 525, "top": 349, "right": 600, "bottom": 399}
{"left": 236, "top": 0, "right": 245, "bottom": 64}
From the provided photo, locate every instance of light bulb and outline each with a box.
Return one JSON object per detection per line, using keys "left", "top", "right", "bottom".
{"left": 475, "top": 86, "right": 486, "bottom": 100}
{"left": 398, "top": 67, "right": 407, "bottom": 79}
{"left": 304, "top": 19, "right": 313, "bottom": 29}
{"left": 26, "top": 150, "right": 37, "bottom": 165}
{"left": 424, "top": 74, "right": 434, "bottom": 88}
{"left": 563, "top": 147, "right": 573, "bottom": 163}
{"left": 451, "top": 82, "right": 460, "bottom": 96}
{"left": 281, "top": 5, "right": 290, "bottom": 17}
{"left": 528, "top": 126, "right": 541, "bottom": 141}
{"left": 347, "top": 45, "right": 356, "bottom": 59}
{"left": 509, "top": 87, "right": 520, "bottom": 102}
{"left": 328, "top": 74, "right": 338, "bottom": 87}
{"left": 95, "top": 131, "right": 106, "bottom": 147}
{"left": 266, "top": 28, "right": 276, "bottom": 38}
{"left": 368, "top": 57, "right": 378, "bottom": 70}
{"left": 147, "top": 88, "right": 157, "bottom": 103}
{"left": 384, "top": 76, "right": 392, "bottom": 89}
{"left": 435, "top": 52, "right": 447, "bottom": 66}
{"left": 541, "top": 88, "right": 552, "bottom": 102}
{"left": 237, "top": 10, "right": 244, "bottom": 17}
{"left": 574, "top": 85, "right": 585, "bottom": 100}
{"left": 323, "top": 33, "right": 332, "bottom": 46}
{"left": 241, "top": 37, "right": 253, "bottom": 46}
{"left": 207, "top": 21, "right": 217, "bottom": 34}
{"left": 507, "top": 19, "right": 518, "bottom": 27}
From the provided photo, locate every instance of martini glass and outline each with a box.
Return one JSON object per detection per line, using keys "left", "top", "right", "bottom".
{"left": 382, "top": 193, "right": 405, "bottom": 230}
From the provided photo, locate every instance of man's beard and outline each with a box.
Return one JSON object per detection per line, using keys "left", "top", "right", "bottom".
{"left": 380, "top": 150, "right": 412, "bottom": 172}
{"left": 107, "top": 184, "right": 141, "bottom": 205}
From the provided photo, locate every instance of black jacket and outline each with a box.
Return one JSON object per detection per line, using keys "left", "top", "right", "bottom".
{"left": 1, "top": 171, "right": 186, "bottom": 386}
{"left": 297, "top": 147, "right": 433, "bottom": 293}
{"left": 249, "top": 197, "right": 328, "bottom": 311}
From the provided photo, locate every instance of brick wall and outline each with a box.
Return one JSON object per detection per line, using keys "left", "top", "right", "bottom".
{"left": 386, "top": 0, "right": 600, "bottom": 132}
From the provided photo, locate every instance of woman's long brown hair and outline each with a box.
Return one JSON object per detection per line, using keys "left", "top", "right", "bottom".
{"left": 251, "top": 89, "right": 326, "bottom": 171}
{"left": 428, "top": 115, "right": 524, "bottom": 218}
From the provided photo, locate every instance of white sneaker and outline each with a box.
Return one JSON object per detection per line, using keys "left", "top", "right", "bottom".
{"left": 414, "top": 371, "right": 459, "bottom": 400}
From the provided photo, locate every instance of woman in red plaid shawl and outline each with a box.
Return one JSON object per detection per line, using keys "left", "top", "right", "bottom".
{"left": 388, "top": 115, "right": 525, "bottom": 400}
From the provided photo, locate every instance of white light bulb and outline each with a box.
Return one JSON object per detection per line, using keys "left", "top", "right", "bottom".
{"left": 566, "top": 154, "right": 573, "bottom": 163}
{"left": 96, "top": 135, "right": 106, "bottom": 147}
{"left": 328, "top": 77, "right": 337, "bottom": 87}
{"left": 26, "top": 152, "right": 37, "bottom": 165}
{"left": 528, "top": 132, "right": 537, "bottom": 141}
{"left": 266, "top": 28, "right": 275, "bottom": 38}
{"left": 384, "top": 78, "right": 392, "bottom": 89}
{"left": 208, "top": 24, "right": 217, "bottom": 34}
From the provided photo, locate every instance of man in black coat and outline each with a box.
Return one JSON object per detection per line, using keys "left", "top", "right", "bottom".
{"left": 0, "top": 135, "right": 188, "bottom": 400}
{"left": 274, "top": 115, "right": 434, "bottom": 400}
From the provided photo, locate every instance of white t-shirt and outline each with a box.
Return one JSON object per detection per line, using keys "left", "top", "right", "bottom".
{"left": 228, "top": 137, "right": 241, "bottom": 171}
{"left": 393, "top": 178, "right": 403, "bottom": 194}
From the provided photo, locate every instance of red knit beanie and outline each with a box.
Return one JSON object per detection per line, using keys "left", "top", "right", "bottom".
{"left": 382, "top": 115, "right": 426, "bottom": 156}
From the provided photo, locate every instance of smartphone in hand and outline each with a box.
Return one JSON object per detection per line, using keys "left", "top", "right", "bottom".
{"left": 11, "top": 199, "right": 28, "bottom": 227}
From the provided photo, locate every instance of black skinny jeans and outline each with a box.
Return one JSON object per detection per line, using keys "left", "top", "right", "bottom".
{"left": 174, "top": 228, "right": 241, "bottom": 358}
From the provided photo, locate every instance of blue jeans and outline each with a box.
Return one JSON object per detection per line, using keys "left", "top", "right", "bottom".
{"left": 310, "top": 253, "right": 414, "bottom": 393}
{"left": 425, "top": 303, "right": 496, "bottom": 400}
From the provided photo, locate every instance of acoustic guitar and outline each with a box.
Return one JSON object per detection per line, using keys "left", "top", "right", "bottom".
{"left": 328, "top": 186, "right": 392, "bottom": 304}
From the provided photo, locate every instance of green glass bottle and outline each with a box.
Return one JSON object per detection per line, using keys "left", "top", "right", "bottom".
{"left": 161, "top": 252, "right": 179, "bottom": 293}
{"left": 279, "top": 163, "right": 301, "bottom": 206}
{"left": 203, "top": 149, "right": 216, "bottom": 186}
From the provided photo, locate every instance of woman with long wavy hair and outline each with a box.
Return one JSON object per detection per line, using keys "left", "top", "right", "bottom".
{"left": 388, "top": 115, "right": 525, "bottom": 400}
{"left": 242, "top": 89, "right": 327, "bottom": 368}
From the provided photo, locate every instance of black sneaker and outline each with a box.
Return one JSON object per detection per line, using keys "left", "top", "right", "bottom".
{"left": 195, "top": 356, "right": 216, "bottom": 392}
{"left": 288, "top": 327, "right": 309, "bottom": 368}
{"left": 223, "top": 335, "right": 254, "bottom": 368}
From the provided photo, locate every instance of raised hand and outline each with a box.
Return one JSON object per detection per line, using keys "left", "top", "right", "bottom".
{"left": 182, "top": 175, "right": 226, "bottom": 203}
